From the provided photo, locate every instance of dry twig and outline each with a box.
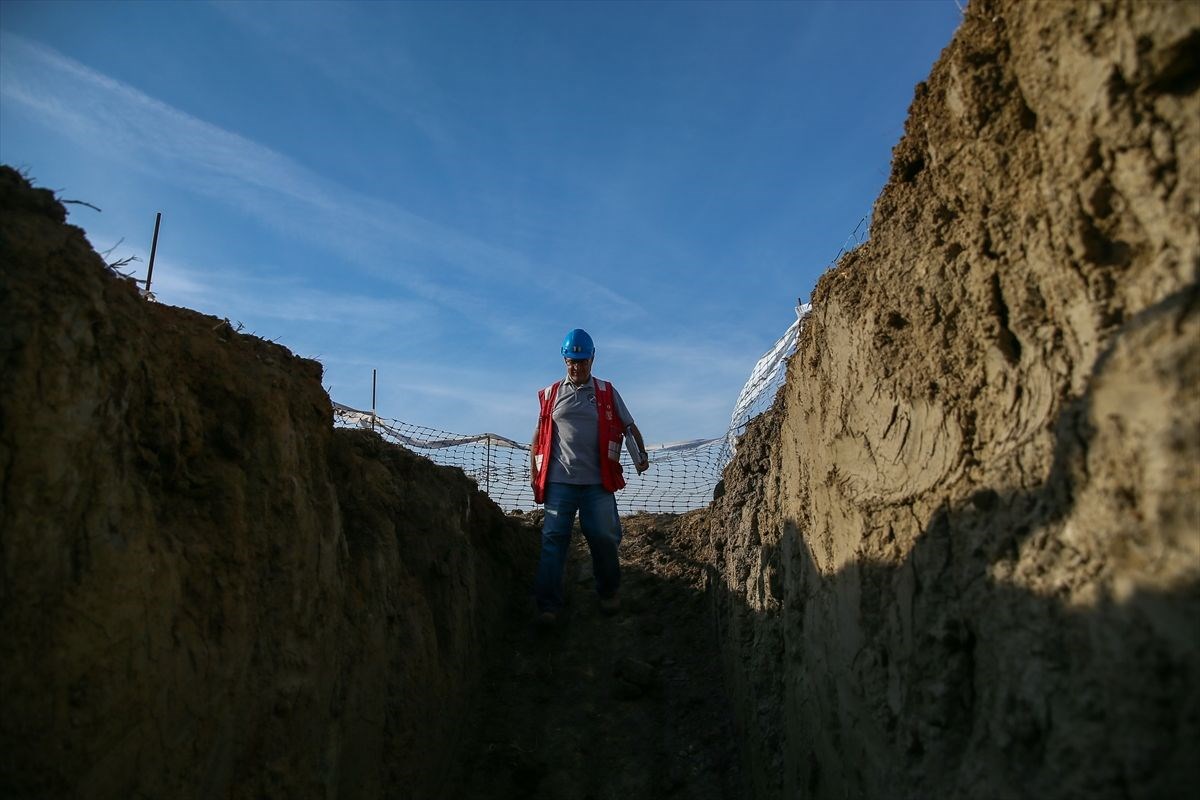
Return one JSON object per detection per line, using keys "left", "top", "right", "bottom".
{"left": 61, "top": 198, "right": 102, "bottom": 212}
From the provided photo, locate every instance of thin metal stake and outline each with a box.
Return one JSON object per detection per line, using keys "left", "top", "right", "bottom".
{"left": 485, "top": 436, "right": 492, "bottom": 494}
{"left": 145, "top": 212, "right": 162, "bottom": 294}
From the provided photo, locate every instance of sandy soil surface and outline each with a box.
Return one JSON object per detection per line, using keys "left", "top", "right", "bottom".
{"left": 457, "top": 512, "right": 743, "bottom": 800}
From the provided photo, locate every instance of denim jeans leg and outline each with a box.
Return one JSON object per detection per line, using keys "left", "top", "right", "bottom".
{"left": 578, "top": 485, "right": 622, "bottom": 598}
{"left": 534, "top": 483, "right": 580, "bottom": 612}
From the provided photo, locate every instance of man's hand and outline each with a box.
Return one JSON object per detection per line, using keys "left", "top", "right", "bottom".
{"left": 626, "top": 424, "right": 650, "bottom": 475}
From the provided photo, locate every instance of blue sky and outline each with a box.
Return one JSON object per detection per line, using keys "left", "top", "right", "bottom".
{"left": 0, "top": 0, "right": 961, "bottom": 444}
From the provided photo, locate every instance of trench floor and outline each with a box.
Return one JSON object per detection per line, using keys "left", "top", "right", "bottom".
{"left": 457, "top": 513, "right": 744, "bottom": 800}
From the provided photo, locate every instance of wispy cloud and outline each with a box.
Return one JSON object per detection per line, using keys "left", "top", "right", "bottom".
{"left": 605, "top": 332, "right": 761, "bottom": 378}
{"left": 70, "top": 218, "right": 435, "bottom": 338}
{"left": 209, "top": 0, "right": 456, "bottom": 155}
{"left": 0, "top": 32, "right": 644, "bottom": 330}
{"left": 155, "top": 260, "right": 434, "bottom": 331}
{"left": 319, "top": 349, "right": 541, "bottom": 433}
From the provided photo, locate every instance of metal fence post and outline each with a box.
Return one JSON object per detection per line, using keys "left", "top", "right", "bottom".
{"left": 145, "top": 212, "right": 162, "bottom": 294}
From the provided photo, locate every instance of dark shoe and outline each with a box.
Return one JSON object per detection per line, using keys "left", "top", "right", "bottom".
{"left": 599, "top": 594, "right": 620, "bottom": 616}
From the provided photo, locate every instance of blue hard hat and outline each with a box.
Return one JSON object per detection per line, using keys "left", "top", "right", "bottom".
{"left": 560, "top": 328, "right": 595, "bottom": 360}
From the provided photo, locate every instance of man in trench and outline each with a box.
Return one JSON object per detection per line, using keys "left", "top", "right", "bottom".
{"left": 529, "top": 328, "right": 650, "bottom": 625}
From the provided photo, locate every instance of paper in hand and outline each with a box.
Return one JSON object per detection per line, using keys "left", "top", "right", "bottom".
{"left": 624, "top": 428, "right": 644, "bottom": 467}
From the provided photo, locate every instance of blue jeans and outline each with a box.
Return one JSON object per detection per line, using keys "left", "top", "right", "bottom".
{"left": 535, "top": 482, "right": 622, "bottom": 612}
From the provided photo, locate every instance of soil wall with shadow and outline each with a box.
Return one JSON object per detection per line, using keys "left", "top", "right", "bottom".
{"left": 0, "top": 165, "right": 538, "bottom": 799}
{"left": 683, "top": 0, "right": 1199, "bottom": 797}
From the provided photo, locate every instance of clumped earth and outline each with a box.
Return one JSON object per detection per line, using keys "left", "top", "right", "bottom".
{"left": 458, "top": 512, "right": 742, "bottom": 800}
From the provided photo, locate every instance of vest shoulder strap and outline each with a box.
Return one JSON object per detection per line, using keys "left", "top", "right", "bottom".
{"left": 538, "top": 380, "right": 560, "bottom": 404}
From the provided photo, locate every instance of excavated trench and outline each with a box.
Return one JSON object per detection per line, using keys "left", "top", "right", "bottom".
{"left": 2, "top": 1, "right": 1198, "bottom": 798}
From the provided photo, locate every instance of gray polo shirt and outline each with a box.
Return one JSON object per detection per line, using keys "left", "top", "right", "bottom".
{"left": 542, "top": 377, "right": 635, "bottom": 485}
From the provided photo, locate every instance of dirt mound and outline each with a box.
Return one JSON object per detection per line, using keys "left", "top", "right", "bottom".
{"left": 686, "top": 0, "right": 1199, "bottom": 797}
{"left": 0, "top": 166, "right": 537, "bottom": 798}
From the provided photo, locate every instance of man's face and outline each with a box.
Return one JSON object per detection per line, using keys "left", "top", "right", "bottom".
{"left": 565, "top": 357, "right": 593, "bottom": 385}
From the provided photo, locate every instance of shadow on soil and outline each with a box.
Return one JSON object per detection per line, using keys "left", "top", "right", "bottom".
{"left": 716, "top": 286, "right": 1200, "bottom": 799}
{"left": 455, "top": 515, "right": 744, "bottom": 800}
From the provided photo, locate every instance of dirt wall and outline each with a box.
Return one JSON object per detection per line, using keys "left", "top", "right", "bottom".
{"left": 0, "top": 166, "right": 537, "bottom": 799}
{"left": 690, "top": 1, "right": 1199, "bottom": 797}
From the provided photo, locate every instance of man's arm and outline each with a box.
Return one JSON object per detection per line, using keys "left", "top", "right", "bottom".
{"left": 626, "top": 423, "right": 650, "bottom": 474}
{"left": 610, "top": 386, "right": 649, "bottom": 473}
{"left": 530, "top": 425, "right": 539, "bottom": 489}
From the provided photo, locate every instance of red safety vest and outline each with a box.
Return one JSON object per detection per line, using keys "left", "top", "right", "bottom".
{"left": 532, "top": 378, "right": 627, "bottom": 504}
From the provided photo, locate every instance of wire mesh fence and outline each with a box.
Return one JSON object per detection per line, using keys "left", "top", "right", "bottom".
{"left": 333, "top": 402, "right": 732, "bottom": 514}
{"left": 332, "top": 300, "right": 820, "bottom": 515}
